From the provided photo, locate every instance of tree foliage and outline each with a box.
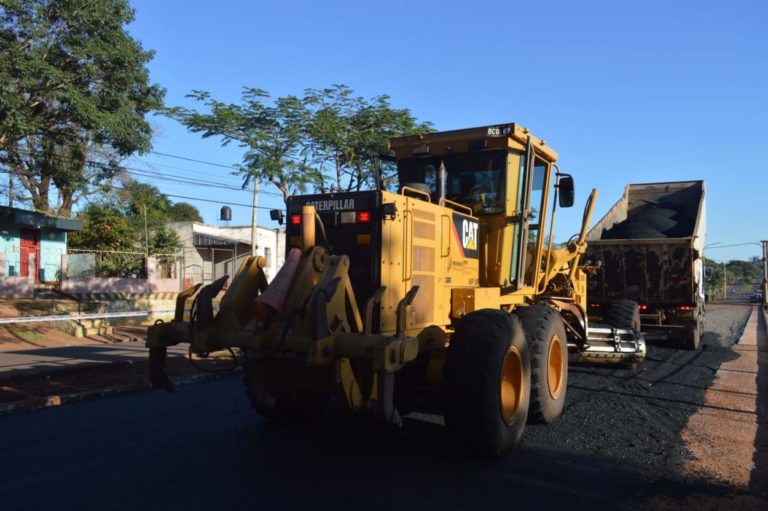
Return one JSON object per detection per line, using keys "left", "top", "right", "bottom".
{"left": 166, "top": 84, "right": 431, "bottom": 202}
{"left": 0, "top": 0, "right": 165, "bottom": 216}
{"left": 304, "top": 85, "right": 432, "bottom": 192}
{"left": 116, "top": 179, "right": 181, "bottom": 254}
{"left": 69, "top": 180, "right": 183, "bottom": 276}
{"left": 169, "top": 202, "right": 202, "bottom": 222}
{"left": 703, "top": 256, "right": 762, "bottom": 299}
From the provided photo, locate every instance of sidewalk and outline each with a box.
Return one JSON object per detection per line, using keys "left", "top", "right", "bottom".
{"left": 0, "top": 341, "right": 187, "bottom": 379}
{"left": 680, "top": 305, "right": 768, "bottom": 494}
{"left": 0, "top": 340, "right": 235, "bottom": 416}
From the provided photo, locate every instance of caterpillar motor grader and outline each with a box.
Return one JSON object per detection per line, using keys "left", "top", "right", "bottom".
{"left": 146, "top": 123, "right": 645, "bottom": 455}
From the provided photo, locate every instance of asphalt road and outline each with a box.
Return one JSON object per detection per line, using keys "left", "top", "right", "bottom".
{"left": 0, "top": 305, "right": 760, "bottom": 511}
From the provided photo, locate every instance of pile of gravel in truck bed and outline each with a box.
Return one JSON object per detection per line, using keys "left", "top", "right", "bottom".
{"left": 601, "top": 202, "right": 694, "bottom": 239}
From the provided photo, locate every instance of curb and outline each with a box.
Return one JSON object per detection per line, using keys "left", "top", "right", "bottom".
{"left": 0, "top": 369, "right": 239, "bottom": 417}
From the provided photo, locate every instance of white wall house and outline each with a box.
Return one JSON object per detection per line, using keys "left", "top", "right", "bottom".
{"left": 171, "top": 222, "right": 286, "bottom": 287}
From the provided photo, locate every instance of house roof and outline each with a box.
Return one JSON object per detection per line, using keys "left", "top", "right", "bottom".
{"left": 0, "top": 205, "right": 82, "bottom": 232}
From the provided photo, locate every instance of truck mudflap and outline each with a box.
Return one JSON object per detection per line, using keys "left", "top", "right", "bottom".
{"left": 571, "top": 326, "right": 647, "bottom": 364}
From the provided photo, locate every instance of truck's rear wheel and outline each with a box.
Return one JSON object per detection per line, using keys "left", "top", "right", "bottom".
{"left": 517, "top": 304, "right": 568, "bottom": 424}
{"left": 244, "top": 358, "right": 329, "bottom": 424}
{"left": 445, "top": 309, "right": 530, "bottom": 456}
{"left": 673, "top": 323, "right": 701, "bottom": 351}
{"left": 604, "top": 299, "right": 641, "bottom": 331}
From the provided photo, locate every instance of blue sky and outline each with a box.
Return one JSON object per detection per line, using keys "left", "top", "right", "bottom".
{"left": 126, "top": 0, "right": 767, "bottom": 262}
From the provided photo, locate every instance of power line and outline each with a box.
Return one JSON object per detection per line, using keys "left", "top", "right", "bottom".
{"left": 150, "top": 150, "right": 240, "bottom": 170}
{"left": 4, "top": 148, "right": 284, "bottom": 197}
{"left": 107, "top": 184, "right": 280, "bottom": 211}
{"left": 705, "top": 242, "right": 761, "bottom": 249}
{"left": 0, "top": 171, "right": 283, "bottom": 211}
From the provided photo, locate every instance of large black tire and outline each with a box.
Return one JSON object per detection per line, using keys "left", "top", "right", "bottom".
{"left": 672, "top": 322, "right": 701, "bottom": 351}
{"left": 516, "top": 304, "right": 568, "bottom": 424}
{"left": 243, "top": 357, "right": 329, "bottom": 424}
{"left": 604, "top": 299, "right": 641, "bottom": 331}
{"left": 445, "top": 309, "right": 531, "bottom": 456}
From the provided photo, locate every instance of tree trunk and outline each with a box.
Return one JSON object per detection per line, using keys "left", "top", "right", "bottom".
{"left": 58, "top": 189, "right": 75, "bottom": 217}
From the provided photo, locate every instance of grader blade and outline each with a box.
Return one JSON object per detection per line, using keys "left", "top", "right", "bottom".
{"left": 572, "top": 326, "right": 647, "bottom": 364}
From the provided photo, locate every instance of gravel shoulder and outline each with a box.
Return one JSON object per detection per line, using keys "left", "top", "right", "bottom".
{"left": 522, "top": 304, "right": 762, "bottom": 506}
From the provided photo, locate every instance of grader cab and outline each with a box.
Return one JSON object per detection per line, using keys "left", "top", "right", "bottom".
{"left": 147, "top": 123, "right": 645, "bottom": 455}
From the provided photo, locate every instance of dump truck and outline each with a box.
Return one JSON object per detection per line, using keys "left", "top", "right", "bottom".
{"left": 585, "top": 181, "right": 706, "bottom": 349}
{"left": 146, "top": 123, "right": 645, "bottom": 455}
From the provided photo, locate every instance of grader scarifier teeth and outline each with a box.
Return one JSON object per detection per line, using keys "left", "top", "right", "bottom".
{"left": 149, "top": 347, "right": 174, "bottom": 392}
{"left": 146, "top": 275, "right": 231, "bottom": 392}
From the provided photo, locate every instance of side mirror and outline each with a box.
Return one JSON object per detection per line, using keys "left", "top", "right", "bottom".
{"left": 558, "top": 174, "right": 575, "bottom": 208}
{"left": 270, "top": 209, "right": 284, "bottom": 225}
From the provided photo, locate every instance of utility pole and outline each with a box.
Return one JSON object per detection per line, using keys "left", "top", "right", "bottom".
{"left": 723, "top": 261, "right": 727, "bottom": 302}
{"left": 250, "top": 181, "right": 259, "bottom": 257}
{"left": 7, "top": 170, "right": 13, "bottom": 207}
{"left": 762, "top": 240, "right": 768, "bottom": 306}
{"left": 143, "top": 204, "right": 149, "bottom": 258}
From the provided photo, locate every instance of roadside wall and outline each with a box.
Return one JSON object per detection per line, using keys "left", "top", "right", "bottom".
{"left": 60, "top": 256, "right": 180, "bottom": 295}
{"left": 0, "top": 252, "right": 34, "bottom": 298}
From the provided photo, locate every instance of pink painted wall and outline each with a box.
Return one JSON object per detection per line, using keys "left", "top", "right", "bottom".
{"left": 59, "top": 256, "right": 180, "bottom": 295}
{"left": 0, "top": 252, "right": 34, "bottom": 298}
{"left": 0, "top": 276, "right": 34, "bottom": 298}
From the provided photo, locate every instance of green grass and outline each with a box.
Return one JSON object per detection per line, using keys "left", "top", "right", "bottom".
{"left": 9, "top": 328, "right": 45, "bottom": 342}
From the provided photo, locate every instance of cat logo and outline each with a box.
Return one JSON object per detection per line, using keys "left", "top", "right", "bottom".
{"left": 451, "top": 213, "right": 479, "bottom": 259}
{"left": 462, "top": 220, "right": 478, "bottom": 251}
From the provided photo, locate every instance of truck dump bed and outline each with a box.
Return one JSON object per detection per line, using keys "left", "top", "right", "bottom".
{"left": 586, "top": 181, "right": 706, "bottom": 305}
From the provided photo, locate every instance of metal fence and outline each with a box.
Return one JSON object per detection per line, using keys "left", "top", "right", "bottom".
{"left": 154, "top": 253, "right": 179, "bottom": 279}
{"left": 67, "top": 250, "right": 182, "bottom": 279}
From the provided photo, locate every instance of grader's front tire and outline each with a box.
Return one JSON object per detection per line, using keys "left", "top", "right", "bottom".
{"left": 445, "top": 309, "right": 531, "bottom": 456}
{"left": 517, "top": 304, "right": 568, "bottom": 424}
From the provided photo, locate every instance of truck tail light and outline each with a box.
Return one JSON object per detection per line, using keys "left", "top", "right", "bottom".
{"left": 677, "top": 305, "right": 694, "bottom": 311}
{"left": 357, "top": 211, "right": 371, "bottom": 223}
{"left": 290, "top": 214, "right": 301, "bottom": 226}
{"left": 639, "top": 304, "right": 648, "bottom": 311}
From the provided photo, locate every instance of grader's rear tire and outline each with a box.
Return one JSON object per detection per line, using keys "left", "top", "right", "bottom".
{"left": 517, "top": 304, "right": 568, "bottom": 424}
{"left": 445, "top": 309, "right": 531, "bottom": 456}
{"left": 244, "top": 357, "right": 329, "bottom": 424}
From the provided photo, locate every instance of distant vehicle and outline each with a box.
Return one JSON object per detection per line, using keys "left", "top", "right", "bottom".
{"left": 750, "top": 292, "right": 763, "bottom": 303}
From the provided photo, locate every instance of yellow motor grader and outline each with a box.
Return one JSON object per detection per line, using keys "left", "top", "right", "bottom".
{"left": 146, "top": 123, "right": 645, "bottom": 455}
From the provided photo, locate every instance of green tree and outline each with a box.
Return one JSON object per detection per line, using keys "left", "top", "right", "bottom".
{"left": 70, "top": 179, "right": 182, "bottom": 259}
{"left": 0, "top": 0, "right": 165, "bottom": 216}
{"left": 169, "top": 202, "right": 202, "bottom": 222}
{"left": 117, "top": 179, "right": 180, "bottom": 254}
{"left": 166, "top": 88, "right": 315, "bottom": 203}
{"left": 304, "top": 84, "right": 432, "bottom": 192}
{"left": 68, "top": 202, "right": 137, "bottom": 252}
{"left": 68, "top": 201, "right": 142, "bottom": 277}
{"left": 166, "top": 85, "right": 431, "bottom": 202}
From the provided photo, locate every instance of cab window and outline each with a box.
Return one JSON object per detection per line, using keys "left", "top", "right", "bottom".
{"left": 397, "top": 150, "right": 506, "bottom": 215}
